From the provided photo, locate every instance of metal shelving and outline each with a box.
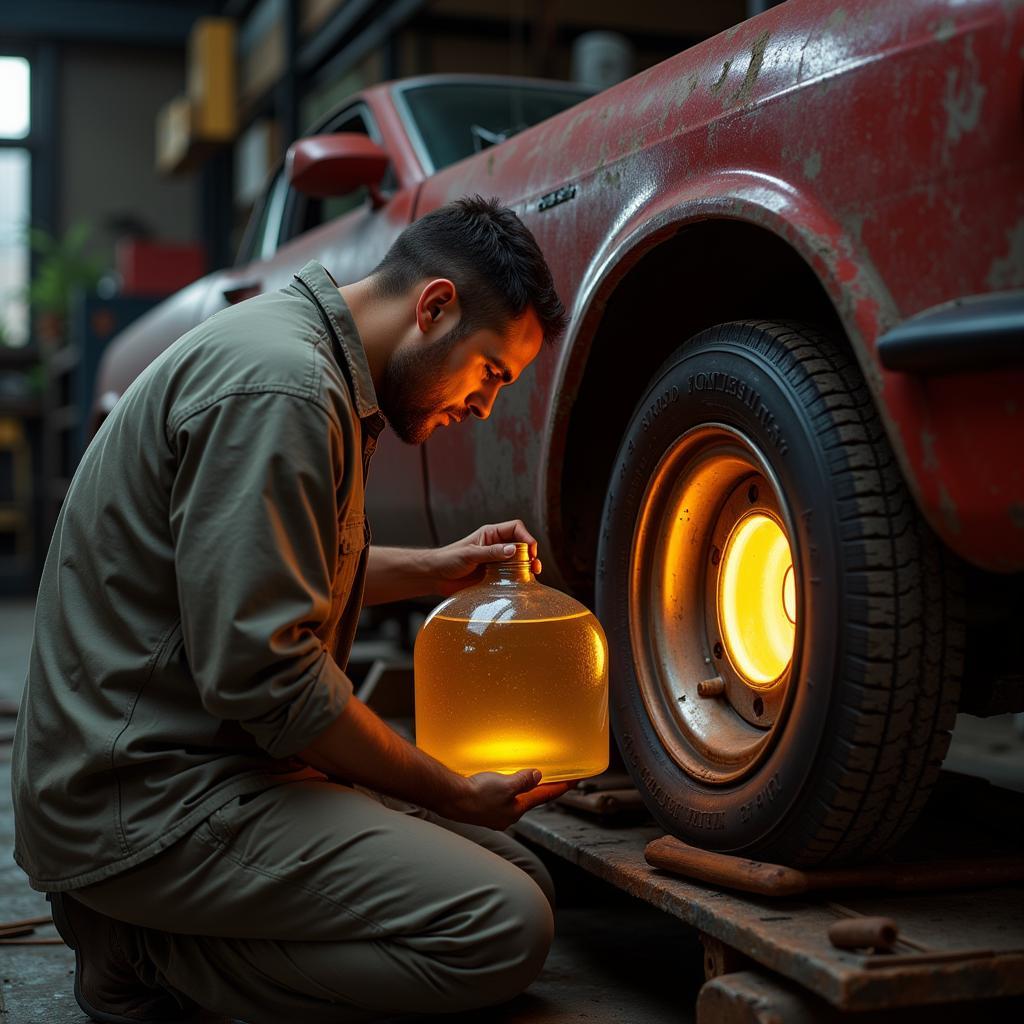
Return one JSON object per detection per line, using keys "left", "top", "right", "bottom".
{"left": 0, "top": 348, "right": 43, "bottom": 595}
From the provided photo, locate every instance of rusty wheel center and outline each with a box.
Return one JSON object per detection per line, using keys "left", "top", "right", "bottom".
{"left": 628, "top": 424, "right": 800, "bottom": 783}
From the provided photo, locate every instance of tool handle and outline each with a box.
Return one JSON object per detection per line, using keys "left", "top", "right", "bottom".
{"left": 827, "top": 917, "right": 899, "bottom": 951}
{"left": 644, "top": 836, "right": 811, "bottom": 896}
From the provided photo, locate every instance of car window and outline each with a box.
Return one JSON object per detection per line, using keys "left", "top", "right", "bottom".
{"left": 235, "top": 188, "right": 267, "bottom": 266}
{"left": 238, "top": 108, "right": 376, "bottom": 263}
{"left": 234, "top": 168, "right": 290, "bottom": 266}
{"left": 235, "top": 168, "right": 278, "bottom": 265}
{"left": 257, "top": 171, "right": 290, "bottom": 260}
{"left": 396, "top": 83, "right": 592, "bottom": 173}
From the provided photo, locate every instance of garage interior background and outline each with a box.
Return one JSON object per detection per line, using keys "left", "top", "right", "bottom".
{"left": 0, "top": 0, "right": 782, "bottom": 598}
{"left": 1, "top": 6, "right": 1023, "bottom": 1021}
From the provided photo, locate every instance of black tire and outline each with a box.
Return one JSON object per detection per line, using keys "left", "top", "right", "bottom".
{"left": 596, "top": 321, "right": 964, "bottom": 866}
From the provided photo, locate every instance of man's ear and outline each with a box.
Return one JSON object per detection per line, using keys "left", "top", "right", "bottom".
{"left": 415, "top": 278, "right": 458, "bottom": 334}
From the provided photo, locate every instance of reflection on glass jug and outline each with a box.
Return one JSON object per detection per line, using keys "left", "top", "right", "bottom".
{"left": 414, "top": 543, "right": 609, "bottom": 783}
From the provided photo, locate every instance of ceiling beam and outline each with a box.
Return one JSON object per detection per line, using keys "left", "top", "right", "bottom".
{"left": 0, "top": 1, "right": 222, "bottom": 45}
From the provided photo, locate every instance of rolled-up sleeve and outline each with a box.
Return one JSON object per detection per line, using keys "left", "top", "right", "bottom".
{"left": 168, "top": 389, "right": 354, "bottom": 758}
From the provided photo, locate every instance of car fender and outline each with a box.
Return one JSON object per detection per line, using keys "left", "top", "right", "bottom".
{"left": 545, "top": 162, "right": 1024, "bottom": 573}
{"left": 543, "top": 169, "right": 896, "bottom": 540}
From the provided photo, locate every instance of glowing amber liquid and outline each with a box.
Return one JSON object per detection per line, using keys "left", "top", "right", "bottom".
{"left": 414, "top": 610, "right": 609, "bottom": 783}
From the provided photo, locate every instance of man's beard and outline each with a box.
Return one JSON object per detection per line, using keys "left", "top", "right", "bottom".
{"left": 378, "top": 328, "right": 462, "bottom": 445}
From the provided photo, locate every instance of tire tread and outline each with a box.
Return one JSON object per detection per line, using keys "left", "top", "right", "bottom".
{"left": 632, "top": 319, "right": 964, "bottom": 866}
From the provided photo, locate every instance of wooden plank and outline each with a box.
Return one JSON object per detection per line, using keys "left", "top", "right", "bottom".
{"left": 510, "top": 801, "right": 1024, "bottom": 1011}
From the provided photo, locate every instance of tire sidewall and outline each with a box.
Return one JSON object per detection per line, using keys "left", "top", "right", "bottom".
{"left": 597, "top": 326, "right": 843, "bottom": 854}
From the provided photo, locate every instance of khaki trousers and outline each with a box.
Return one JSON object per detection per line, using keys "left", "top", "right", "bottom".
{"left": 72, "top": 779, "right": 557, "bottom": 1023}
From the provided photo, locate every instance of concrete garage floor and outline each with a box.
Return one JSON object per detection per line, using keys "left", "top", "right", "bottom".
{"left": 0, "top": 598, "right": 703, "bottom": 1024}
{"left": 2, "top": 596, "right": 1023, "bottom": 1023}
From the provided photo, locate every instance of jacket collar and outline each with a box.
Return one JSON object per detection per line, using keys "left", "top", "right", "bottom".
{"left": 293, "top": 260, "right": 386, "bottom": 437}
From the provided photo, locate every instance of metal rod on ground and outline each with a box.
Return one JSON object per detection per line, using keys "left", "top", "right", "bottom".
{"left": 0, "top": 915, "right": 53, "bottom": 931}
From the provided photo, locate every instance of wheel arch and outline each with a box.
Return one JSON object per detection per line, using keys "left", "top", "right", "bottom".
{"left": 548, "top": 212, "right": 856, "bottom": 600}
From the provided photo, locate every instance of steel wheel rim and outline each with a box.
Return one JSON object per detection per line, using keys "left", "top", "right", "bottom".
{"left": 627, "top": 423, "right": 802, "bottom": 784}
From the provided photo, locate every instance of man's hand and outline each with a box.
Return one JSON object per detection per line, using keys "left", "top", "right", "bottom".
{"left": 428, "top": 519, "right": 542, "bottom": 597}
{"left": 438, "top": 768, "right": 573, "bottom": 830}
{"left": 298, "top": 695, "right": 573, "bottom": 830}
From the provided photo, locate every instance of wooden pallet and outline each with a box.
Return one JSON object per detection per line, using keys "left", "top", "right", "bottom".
{"left": 509, "top": 771, "right": 1024, "bottom": 1019}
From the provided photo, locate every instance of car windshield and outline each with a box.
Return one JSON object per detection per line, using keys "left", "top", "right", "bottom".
{"left": 397, "top": 82, "right": 592, "bottom": 173}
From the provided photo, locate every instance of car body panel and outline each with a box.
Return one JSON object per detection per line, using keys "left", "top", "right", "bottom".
{"left": 92, "top": 275, "right": 217, "bottom": 433}
{"left": 414, "top": 0, "right": 1024, "bottom": 574}
{"left": 95, "top": 0, "right": 1024, "bottom": 579}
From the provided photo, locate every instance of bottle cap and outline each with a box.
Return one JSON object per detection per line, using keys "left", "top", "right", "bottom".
{"left": 502, "top": 542, "right": 531, "bottom": 565}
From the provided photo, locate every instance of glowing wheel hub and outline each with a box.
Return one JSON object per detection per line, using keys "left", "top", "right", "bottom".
{"left": 718, "top": 512, "right": 796, "bottom": 685}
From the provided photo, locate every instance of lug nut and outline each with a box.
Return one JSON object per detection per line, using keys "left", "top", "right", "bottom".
{"left": 697, "top": 676, "right": 725, "bottom": 697}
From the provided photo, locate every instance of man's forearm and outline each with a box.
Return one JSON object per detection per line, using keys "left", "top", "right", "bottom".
{"left": 296, "top": 694, "right": 468, "bottom": 813}
{"left": 363, "top": 545, "right": 437, "bottom": 606}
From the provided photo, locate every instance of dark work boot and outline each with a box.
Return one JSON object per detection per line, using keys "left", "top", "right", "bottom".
{"left": 48, "top": 891, "right": 198, "bottom": 1023}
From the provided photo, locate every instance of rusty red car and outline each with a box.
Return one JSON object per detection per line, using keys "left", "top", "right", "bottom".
{"left": 93, "top": 0, "right": 1024, "bottom": 866}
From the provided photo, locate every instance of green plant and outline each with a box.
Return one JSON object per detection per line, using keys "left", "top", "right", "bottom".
{"left": 27, "top": 362, "right": 45, "bottom": 395}
{"left": 25, "top": 222, "right": 106, "bottom": 317}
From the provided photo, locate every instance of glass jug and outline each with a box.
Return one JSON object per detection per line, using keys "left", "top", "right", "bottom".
{"left": 414, "top": 542, "right": 609, "bottom": 783}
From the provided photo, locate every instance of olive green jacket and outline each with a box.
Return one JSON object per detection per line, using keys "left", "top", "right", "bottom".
{"left": 12, "top": 260, "right": 386, "bottom": 891}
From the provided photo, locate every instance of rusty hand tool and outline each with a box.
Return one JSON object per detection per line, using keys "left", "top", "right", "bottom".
{"left": 558, "top": 787, "right": 646, "bottom": 815}
{"left": 644, "top": 835, "right": 1024, "bottom": 896}
{"left": 574, "top": 772, "right": 635, "bottom": 793}
{"left": 827, "top": 917, "right": 899, "bottom": 951}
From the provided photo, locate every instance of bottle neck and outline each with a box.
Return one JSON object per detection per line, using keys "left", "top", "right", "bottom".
{"left": 483, "top": 562, "right": 533, "bottom": 583}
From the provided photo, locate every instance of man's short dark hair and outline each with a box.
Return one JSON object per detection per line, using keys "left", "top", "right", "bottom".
{"left": 369, "top": 195, "right": 568, "bottom": 347}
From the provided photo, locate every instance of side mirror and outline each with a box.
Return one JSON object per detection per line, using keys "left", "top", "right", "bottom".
{"left": 286, "top": 133, "right": 389, "bottom": 205}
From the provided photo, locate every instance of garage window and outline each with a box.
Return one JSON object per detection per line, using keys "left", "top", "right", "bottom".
{"left": 0, "top": 56, "right": 30, "bottom": 347}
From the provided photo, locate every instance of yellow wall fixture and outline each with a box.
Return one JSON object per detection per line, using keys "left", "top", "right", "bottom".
{"left": 414, "top": 543, "right": 609, "bottom": 783}
{"left": 188, "top": 18, "right": 238, "bottom": 142}
{"left": 156, "top": 97, "right": 193, "bottom": 176}
{"left": 717, "top": 512, "right": 796, "bottom": 685}
{"left": 157, "top": 17, "right": 237, "bottom": 174}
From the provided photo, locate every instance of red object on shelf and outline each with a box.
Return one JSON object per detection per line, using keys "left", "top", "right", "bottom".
{"left": 116, "top": 239, "right": 206, "bottom": 297}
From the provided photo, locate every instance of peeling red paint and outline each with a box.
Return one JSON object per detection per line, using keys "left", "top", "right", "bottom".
{"left": 495, "top": 417, "right": 530, "bottom": 479}
{"left": 836, "top": 258, "right": 859, "bottom": 284}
